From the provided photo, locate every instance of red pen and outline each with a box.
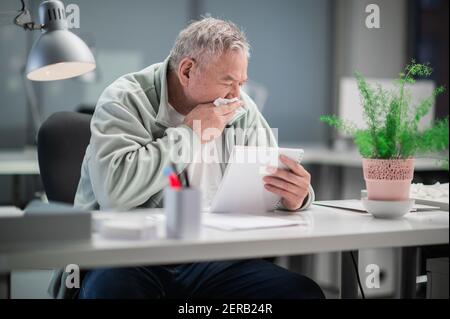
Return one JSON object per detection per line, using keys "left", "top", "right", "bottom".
{"left": 169, "top": 173, "right": 182, "bottom": 189}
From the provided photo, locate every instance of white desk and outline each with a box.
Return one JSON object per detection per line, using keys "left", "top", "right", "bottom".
{"left": 0, "top": 148, "right": 40, "bottom": 206}
{"left": 286, "top": 144, "right": 444, "bottom": 171}
{"left": 0, "top": 148, "right": 39, "bottom": 175}
{"left": 0, "top": 205, "right": 448, "bottom": 299}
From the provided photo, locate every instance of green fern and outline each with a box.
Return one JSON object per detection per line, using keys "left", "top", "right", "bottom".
{"left": 320, "top": 60, "right": 449, "bottom": 169}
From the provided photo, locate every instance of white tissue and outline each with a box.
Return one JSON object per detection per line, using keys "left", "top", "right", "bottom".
{"left": 213, "top": 97, "right": 240, "bottom": 106}
{"left": 213, "top": 97, "right": 246, "bottom": 120}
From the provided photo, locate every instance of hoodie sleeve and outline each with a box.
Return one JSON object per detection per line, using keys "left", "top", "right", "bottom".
{"left": 88, "top": 101, "right": 200, "bottom": 210}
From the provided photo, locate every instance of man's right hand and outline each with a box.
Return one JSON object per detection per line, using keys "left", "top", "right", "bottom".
{"left": 183, "top": 100, "right": 243, "bottom": 144}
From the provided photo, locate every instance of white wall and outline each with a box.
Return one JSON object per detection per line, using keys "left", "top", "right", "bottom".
{"left": 334, "top": 0, "right": 406, "bottom": 82}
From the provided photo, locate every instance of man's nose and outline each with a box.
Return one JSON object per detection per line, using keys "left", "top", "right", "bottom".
{"left": 226, "top": 84, "right": 240, "bottom": 100}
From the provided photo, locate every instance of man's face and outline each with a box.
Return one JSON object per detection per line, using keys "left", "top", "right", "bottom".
{"left": 186, "top": 50, "right": 248, "bottom": 105}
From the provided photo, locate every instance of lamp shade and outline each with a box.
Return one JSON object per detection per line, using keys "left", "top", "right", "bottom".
{"left": 25, "top": 0, "right": 95, "bottom": 81}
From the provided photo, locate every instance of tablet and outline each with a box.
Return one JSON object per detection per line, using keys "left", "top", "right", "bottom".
{"left": 209, "top": 146, "right": 304, "bottom": 213}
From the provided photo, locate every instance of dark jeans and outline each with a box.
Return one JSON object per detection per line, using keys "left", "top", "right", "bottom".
{"left": 79, "top": 259, "right": 324, "bottom": 299}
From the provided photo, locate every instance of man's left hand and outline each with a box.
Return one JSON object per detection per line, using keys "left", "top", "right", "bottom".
{"left": 263, "top": 155, "right": 311, "bottom": 211}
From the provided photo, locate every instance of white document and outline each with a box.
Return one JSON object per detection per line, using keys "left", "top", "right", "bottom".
{"left": 210, "top": 146, "right": 304, "bottom": 213}
{"left": 203, "top": 213, "right": 304, "bottom": 231}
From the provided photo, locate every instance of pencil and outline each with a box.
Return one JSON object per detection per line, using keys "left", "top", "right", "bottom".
{"left": 184, "top": 169, "right": 190, "bottom": 188}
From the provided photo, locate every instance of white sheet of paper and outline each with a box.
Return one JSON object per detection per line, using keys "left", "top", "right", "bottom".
{"left": 313, "top": 200, "right": 440, "bottom": 213}
{"left": 202, "top": 213, "right": 304, "bottom": 231}
{"left": 210, "top": 146, "right": 304, "bottom": 213}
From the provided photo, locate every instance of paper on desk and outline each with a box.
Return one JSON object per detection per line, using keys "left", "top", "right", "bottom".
{"left": 313, "top": 199, "right": 440, "bottom": 213}
{"left": 202, "top": 213, "right": 304, "bottom": 231}
{"left": 91, "top": 209, "right": 161, "bottom": 233}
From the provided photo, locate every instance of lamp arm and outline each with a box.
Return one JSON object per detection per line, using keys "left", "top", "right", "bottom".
{"left": 22, "top": 67, "right": 42, "bottom": 140}
{"left": 14, "top": 0, "right": 43, "bottom": 31}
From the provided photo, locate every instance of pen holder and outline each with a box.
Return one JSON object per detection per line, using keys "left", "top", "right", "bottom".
{"left": 164, "top": 187, "right": 201, "bottom": 239}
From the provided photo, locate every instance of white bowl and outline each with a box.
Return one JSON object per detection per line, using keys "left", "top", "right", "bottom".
{"left": 361, "top": 198, "right": 415, "bottom": 219}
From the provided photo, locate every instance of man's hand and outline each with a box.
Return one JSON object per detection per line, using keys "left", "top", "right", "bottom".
{"left": 263, "top": 155, "right": 311, "bottom": 211}
{"left": 183, "top": 100, "right": 243, "bottom": 143}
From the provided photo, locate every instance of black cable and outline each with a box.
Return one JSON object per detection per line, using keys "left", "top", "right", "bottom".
{"left": 350, "top": 251, "right": 366, "bottom": 299}
{"left": 14, "top": 0, "right": 42, "bottom": 30}
{"left": 20, "top": 0, "right": 25, "bottom": 12}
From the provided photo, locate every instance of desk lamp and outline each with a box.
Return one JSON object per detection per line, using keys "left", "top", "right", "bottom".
{"left": 14, "top": 0, "right": 96, "bottom": 81}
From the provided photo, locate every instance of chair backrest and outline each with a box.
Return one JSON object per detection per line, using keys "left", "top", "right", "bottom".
{"left": 37, "top": 111, "right": 92, "bottom": 204}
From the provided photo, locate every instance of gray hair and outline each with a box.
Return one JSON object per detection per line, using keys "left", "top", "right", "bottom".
{"left": 169, "top": 17, "right": 250, "bottom": 71}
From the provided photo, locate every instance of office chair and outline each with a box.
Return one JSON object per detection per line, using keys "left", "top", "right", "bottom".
{"left": 11, "top": 112, "right": 92, "bottom": 298}
{"left": 37, "top": 111, "right": 92, "bottom": 204}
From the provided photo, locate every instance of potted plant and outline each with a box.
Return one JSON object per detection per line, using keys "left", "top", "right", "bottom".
{"left": 320, "top": 61, "right": 449, "bottom": 202}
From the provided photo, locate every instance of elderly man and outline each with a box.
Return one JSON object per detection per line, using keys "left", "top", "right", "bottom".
{"left": 50, "top": 17, "right": 324, "bottom": 299}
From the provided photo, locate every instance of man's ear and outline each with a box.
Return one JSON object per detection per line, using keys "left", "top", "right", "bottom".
{"left": 178, "top": 57, "right": 195, "bottom": 87}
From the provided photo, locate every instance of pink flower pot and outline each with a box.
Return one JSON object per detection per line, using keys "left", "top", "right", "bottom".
{"left": 362, "top": 158, "right": 415, "bottom": 201}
